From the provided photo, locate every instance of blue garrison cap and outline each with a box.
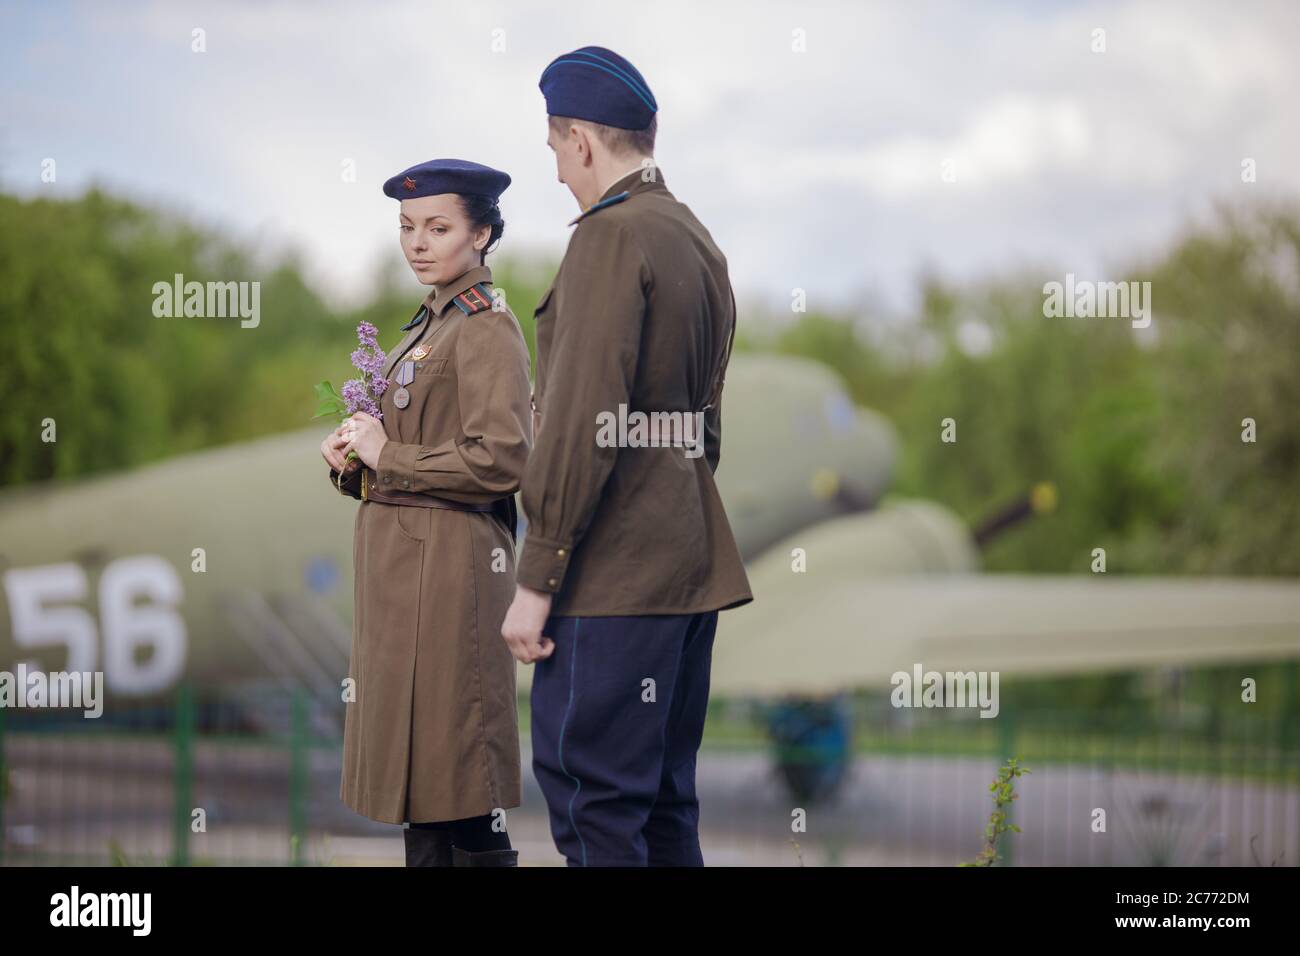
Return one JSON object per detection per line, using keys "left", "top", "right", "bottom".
{"left": 382, "top": 158, "right": 511, "bottom": 201}
{"left": 539, "top": 46, "right": 657, "bottom": 131}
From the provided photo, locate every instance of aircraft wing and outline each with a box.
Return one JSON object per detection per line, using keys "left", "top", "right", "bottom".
{"left": 515, "top": 501, "right": 1300, "bottom": 696}
{"left": 705, "top": 572, "right": 1300, "bottom": 697}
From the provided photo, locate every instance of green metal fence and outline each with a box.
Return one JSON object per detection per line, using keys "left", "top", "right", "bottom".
{"left": 0, "top": 683, "right": 347, "bottom": 866}
{"left": 1, "top": 684, "right": 1297, "bottom": 866}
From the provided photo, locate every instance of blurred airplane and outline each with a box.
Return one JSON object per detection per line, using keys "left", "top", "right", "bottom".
{"left": 3, "top": 353, "right": 1299, "bottom": 795}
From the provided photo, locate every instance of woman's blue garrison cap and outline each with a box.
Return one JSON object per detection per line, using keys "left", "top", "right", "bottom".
{"left": 538, "top": 46, "right": 657, "bottom": 131}
{"left": 382, "top": 158, "right": 511, "bottom": 201}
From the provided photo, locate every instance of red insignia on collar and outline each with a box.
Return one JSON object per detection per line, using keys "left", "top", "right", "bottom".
{"left": 402, "top": 177, "right": 418, "bottom": 191}
{"left": 452, "top": 282, "right": 495, "bottom": 316}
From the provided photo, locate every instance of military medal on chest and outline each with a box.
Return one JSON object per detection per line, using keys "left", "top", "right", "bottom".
{"left": 393, "top": 359, "right": 414, "bottom": 409}
{"left": 411, "top": 344, "right": 431, "bottom": 361}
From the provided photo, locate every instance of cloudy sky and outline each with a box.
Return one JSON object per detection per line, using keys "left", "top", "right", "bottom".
{"left": 3, "top": 0, "right": 1298, "bottom": 315}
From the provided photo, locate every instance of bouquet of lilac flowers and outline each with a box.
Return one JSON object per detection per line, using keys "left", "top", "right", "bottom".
{"left": 314, "top": 321, "right": 388, "bottom": 488}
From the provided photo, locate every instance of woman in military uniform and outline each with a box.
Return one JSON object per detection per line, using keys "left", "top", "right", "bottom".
{"left": 319, "top": 159, "right": 532, "bottom": 866}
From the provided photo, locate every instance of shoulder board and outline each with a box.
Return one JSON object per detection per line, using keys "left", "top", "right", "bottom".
{"left": 399, "top": 304, "right": 429, "bottom": 331}
{"left": 453, "top": 282, "right": 495, "bottom": 316}
{"left": 568, "top": 190, "right": 630, "bottom": 227}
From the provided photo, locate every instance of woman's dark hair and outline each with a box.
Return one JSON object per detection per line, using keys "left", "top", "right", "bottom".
{"left": 457, "top": 193, "right": 505, "bottom": 264}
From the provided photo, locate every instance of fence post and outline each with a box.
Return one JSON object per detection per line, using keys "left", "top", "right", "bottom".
{"left": 1287, "top": 663, "right": 1299, "bottom": 867}
{"left": 289, "top": 688, "right": 308, "bottom": 866}
{"left": 0, "top": 702, "right": 7, "bottom": 866}
{"left": 171, "top": 682, "right": 194, "bottom": 867}
{"left": 1283, "top": 662, "right": 1298, "bottom": 752}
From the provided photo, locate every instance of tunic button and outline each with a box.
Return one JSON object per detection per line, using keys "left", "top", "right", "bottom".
{"left": 384, "top": 474, "right": 391, "bottom": 484}
{"left": 556, "top": 548, "right": 566, "bottom": 557}
{"left": 547, "top": 578, "right": 558, "bottom": 588}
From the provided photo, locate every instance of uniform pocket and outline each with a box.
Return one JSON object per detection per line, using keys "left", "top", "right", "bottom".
{"left": 414, "top": 356, "right": 449, "bottom": 376}
{"left": 395, "top": 504, "right": 428, "bottom": 542}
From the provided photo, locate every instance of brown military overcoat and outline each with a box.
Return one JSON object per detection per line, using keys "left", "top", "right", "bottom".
{"left": 328, "top": 264, "right": 531, "bottom": 825}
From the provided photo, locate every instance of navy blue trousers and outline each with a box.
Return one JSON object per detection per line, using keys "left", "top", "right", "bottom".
{"left": 530, "top": 612, "right": 718, "bottom": 866}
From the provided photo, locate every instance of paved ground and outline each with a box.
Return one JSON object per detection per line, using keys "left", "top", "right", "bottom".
{"left": 3, "top": 735, "right": 1296, "bottom": 866}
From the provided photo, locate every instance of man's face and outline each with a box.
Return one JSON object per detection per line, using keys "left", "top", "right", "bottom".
{"left": 546, "top": 119, "right": 585, "bottom": 204}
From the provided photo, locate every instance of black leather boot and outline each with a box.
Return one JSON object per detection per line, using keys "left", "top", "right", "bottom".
{"left": 404, "top": 826, "right": 454, "bottom": 867}
{"left": 451, "top": 846, "right": 518, "bottom": 867}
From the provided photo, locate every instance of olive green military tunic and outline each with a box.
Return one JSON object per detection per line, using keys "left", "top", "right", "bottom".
{"left": 329, "top": 264, "right": 531, "bottom": 824}
{"left": 517, "top": 168, "right": 752, "bottom": 615}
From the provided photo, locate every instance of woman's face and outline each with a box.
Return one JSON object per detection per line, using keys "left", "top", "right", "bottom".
{"left": 398, "top": 194, "right": 490, "bottom": 286}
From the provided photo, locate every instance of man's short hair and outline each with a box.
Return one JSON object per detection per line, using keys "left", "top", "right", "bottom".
{"left": 549, "top": 114, "right": 656, "bottom": 158}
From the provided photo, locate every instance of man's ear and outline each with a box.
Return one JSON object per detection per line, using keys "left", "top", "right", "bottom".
{"left": 574, "top": 124, "right": 597, "bottom": 167}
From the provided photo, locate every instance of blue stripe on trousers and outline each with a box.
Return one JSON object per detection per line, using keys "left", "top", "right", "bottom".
{"left": 557, "top": 617, "right": 587, "bottom": 866}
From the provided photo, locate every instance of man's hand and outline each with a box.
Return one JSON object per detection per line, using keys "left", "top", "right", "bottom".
{"left": 501, "top": 585, "right": 555, "bottom": 663}
{"left": 341, "top": 411, "right": 388, "bottom": 470}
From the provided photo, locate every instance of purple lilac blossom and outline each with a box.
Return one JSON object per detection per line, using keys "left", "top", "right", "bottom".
{"left": 356, "top": 321, "right": 380, "bottom": 350}
{"left": 341, "top": 321, "right": 388, "bottom": 420}
{"left": 340, "top": 377, "right": 367, "bottom": 411}
{"left": 351, "top": 347, "right": 385, "bottom": 377}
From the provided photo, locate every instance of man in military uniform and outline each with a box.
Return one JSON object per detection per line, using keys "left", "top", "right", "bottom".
{"left": 500, "top": 46, "right": 752, "bottom": 866}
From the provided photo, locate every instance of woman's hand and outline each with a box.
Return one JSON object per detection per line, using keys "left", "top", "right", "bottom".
{"left": 341, "top": 412, "right": 388, "bottom": 470}
{"left": 321, "top": 426, "right": 359, "bottom": 473}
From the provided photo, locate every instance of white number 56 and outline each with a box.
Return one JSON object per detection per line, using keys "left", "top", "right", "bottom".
{"left": 3, "top": 556, "right": 186, "bottom": 695}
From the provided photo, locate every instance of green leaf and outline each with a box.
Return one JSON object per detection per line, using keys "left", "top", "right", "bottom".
{"left": 311, "top": 402, "right": 345, "bottom": 421}
{"left": 314, "top": 380, "right": 344, "bottom": 402}
{"left": 311, "top": 380, "right": 348, "bottom": 422}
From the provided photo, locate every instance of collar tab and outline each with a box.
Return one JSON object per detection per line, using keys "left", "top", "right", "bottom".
{"left": 568, "top": 190, "right": 631, "bottom": 227}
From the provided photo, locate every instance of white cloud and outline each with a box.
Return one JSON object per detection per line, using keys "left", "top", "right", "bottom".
{"left": 2, "top": 0, "right": 1298, "bottom": 313}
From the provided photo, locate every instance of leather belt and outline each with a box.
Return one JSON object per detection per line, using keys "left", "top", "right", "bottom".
{"left": 360, "top": 468, "right": 495, "bottom": 512}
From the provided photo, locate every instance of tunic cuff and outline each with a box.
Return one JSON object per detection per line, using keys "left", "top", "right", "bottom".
{"left": 376, "top": 440, "right": 418, "bottom": 492}
{"left": 517, "top": 533, "right": 575, "bottom": 594}
{"left": 329, "top": 465, "right": 363, "bottom": 500}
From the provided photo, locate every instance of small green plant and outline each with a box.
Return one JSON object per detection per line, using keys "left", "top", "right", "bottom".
{"left": 108, "top": 839, "right": 133, "bottom": 866}
{"left": 960, "top": 758, "right": 1030, "bottom": 867}
{"left": 789, "top": 837, "right": 805, "bottom": 867}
